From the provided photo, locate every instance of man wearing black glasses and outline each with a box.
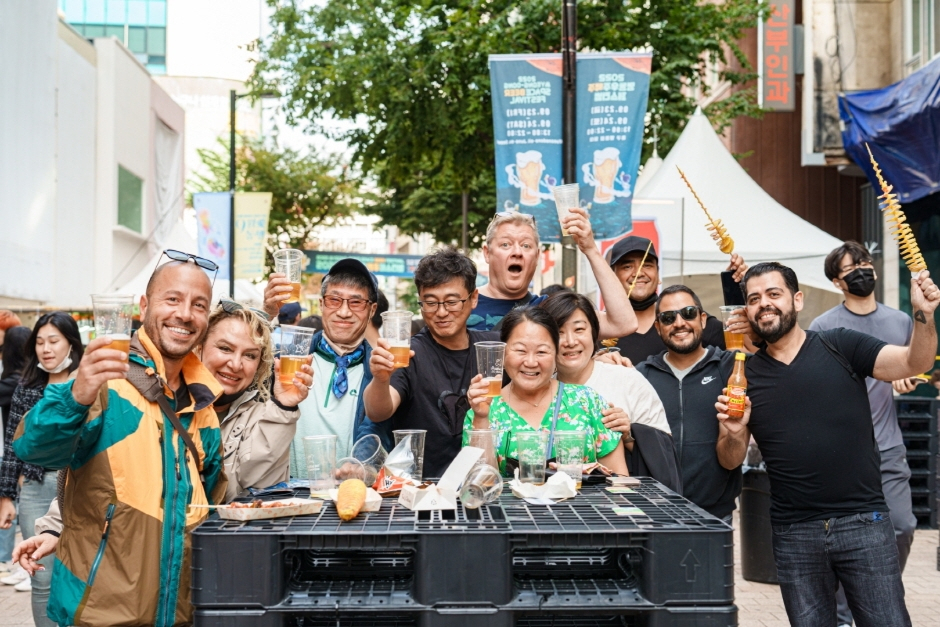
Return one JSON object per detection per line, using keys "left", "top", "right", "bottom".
{"left": 634, "top": 285, "right": 743, "bottom": 521}
{"left": 365, "top": 248, "right": 498, "bottom": 477}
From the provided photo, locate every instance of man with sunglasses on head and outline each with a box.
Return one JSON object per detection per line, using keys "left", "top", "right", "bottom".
{"left": 634, "top": 285, "right": 747, "bottom": 521}
{"left": 265, "top": 259, "right": 393, "bottom": 471}
{"left": 469, "top": 210, "right": 637, "bottom": 339}
{"left": 13, "top": 250, "right": 226, "bottom": 627}
{"left": 365, "top": 248, "right": 498, "bottom": 478}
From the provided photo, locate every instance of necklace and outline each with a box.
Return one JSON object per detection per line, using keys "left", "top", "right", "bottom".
{"left": 511, "top": 381, "right": 553, "bottom": 408}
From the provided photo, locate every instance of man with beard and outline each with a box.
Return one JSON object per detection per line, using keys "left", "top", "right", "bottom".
{"left": 13, "top": 254, "right": 226, "bottom": 626}
{"left": 717, "top": 261, "right": 940, "bottom": 627}
{"left": 633, "top": 285, "right": 743, "bottom": 520}
{"left": 808, "top": 241, "right": 918, "bottom": 627}
{"left": 610, "top": 236, "right": 750, "bottom": 365}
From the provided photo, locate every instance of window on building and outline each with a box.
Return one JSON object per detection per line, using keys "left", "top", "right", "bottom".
{"left": 117, "top": 165, "right": 143, "bottom": 233}
{"left": 59, "top": 0, "right": 167, "bottom": 75}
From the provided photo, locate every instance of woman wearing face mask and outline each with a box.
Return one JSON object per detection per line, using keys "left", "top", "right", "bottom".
{"left": 0, "top": 312, "right": 83, "bottom": 623}
{"left": 465, "top": 307, "right": 628, "bottom": 476}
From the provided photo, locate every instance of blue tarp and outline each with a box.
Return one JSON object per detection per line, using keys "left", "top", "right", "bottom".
{"left": 839, "top": 56, "right": 940, "bottom": 203}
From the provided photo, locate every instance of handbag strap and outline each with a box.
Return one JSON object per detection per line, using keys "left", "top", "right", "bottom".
{"left": 544, "top": 382, "right": 565, "bottom": 460}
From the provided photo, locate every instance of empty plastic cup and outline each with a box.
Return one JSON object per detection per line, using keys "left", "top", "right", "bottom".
{"left": 303, "top": 435, "right": 337, "bottom": 492}
{"left": 459, "top": 464, "right": 503, "bottom": 509}
{"left": 553, "top": 431, "right": 586, "bottom": 491}
{"left": 393, "top": 429, "right": 426, "bottom": 481}
{"left": 514, "top": 431, "right": 548, "bottom": 484}
{"left": 552, "top": 183, "right": 579, "bottom": 236}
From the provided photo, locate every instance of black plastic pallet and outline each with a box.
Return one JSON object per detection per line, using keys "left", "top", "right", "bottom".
{"left": 194, "top": 607, "right": 739, "bottom": 627}
{"left": 192, "top": 481, "right": 733, "bottom": 611}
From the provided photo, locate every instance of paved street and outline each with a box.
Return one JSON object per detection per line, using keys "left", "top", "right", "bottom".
{"left": 1, "top": 518, "right": 938, "bottom": 626}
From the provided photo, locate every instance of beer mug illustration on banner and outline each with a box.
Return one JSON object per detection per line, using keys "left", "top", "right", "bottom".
{"left": 505, "top": 150, "right": 554, "bottom": 206}
{"left": 581, "top": 147, "right": 632, "bottom": 205}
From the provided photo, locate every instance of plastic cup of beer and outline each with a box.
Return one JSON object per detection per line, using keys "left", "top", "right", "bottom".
{"left": 393, "top": 429, "right": 426, "bottom": 481}
{"left": 719, "top": 306, "right": 747, "bottom": 352}
{"left": 278, "top": 325, "right": 315, "bottom": 387}
{"left": 515, "top": 431, "right": 548, "bottom": 484}
{"left": 273, "top": 249, "right": 305, "bottom": 304}
{"left": 92, "top": 294, "right": 135, "bottom": 360}
{"left": 475, "top": 341, "right": 506, "bottom": 398}
{"left": 381, "top": 311, "right": 413, "bottom": 368}
{"left": 552, "top": 183, "right": 579, "bottom": 236}
{"left": 303, "top": 435, "right": 337, "bottom": 492}
{"left": 553, "top": 431, "right": 586, "bottom": 491}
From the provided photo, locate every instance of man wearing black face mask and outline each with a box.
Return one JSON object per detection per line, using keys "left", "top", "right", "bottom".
{"left": 809, "top": 241, "right": 917, "bottom": 627}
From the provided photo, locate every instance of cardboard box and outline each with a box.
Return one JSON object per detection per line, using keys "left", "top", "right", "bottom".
{"left": 398, "top": 446, "right": 483, "bottom": 511}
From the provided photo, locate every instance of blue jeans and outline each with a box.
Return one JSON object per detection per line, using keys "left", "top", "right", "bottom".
{"left": 771, "top": 512, "right": 911, "bottom": 627}
{"left": 0, "top": 458, "right": 15, "bottom": 562}
{"left": 18, "top": 472, "right": 58, "bottom": 627}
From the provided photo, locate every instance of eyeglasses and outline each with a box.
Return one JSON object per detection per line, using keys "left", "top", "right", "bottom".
{"left": 218, "top": 298, "right": 271, "bottom": 322}
{"left": 322, "top": 295, "right": 372, "bottom": 312}
{"left": 656, "top": 306, "right": 701, "bottom": 326}
{"left": 154, "top": 249, "right": 220, "bottom": 285}
{"left": 418, "top": 297, "right": 471, "bottom": 313}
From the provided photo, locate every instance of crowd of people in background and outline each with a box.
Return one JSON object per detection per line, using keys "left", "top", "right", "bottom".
{"left": 0, "top": 208, "right": 937, "bottom": 627}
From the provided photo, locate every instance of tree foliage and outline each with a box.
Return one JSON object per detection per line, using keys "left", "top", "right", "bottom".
{"left": 252, "top": 0, "right": 766, "bottom": 246}
{"left": 192, "top": 137, "right": 368, "bottom": 272}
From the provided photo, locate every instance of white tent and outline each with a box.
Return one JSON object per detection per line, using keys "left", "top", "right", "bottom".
{"left": 115, "top": 220, "right": 265, "bottom": 306}
{"left": 634, "top": 107, "right": 842, "bottom": 293}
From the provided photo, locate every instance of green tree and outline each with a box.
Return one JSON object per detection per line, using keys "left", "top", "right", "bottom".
{"left": 192, "top": 137, "right": 369, "bottom": 272}
{"left": 252, "top": 0, "right": 765, "bottom": 246}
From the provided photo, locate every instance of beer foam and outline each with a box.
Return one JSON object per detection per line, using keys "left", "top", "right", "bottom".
{"left": 108, "top": 333, "right": 131, "bottom": 341}
{"left": 594, "top": 147, "right": 621, "bottom": 165}
{"left": 516, "top": 150, "right": 544, "bottom": 167}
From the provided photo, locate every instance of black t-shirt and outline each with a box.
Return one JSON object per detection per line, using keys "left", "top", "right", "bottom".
{"left": 616, "top": 314, "right": 725, "bottom": 365}
{"left": 746, "top": 328, "right": 888, "bottom": 525}
{"left": 389, "top": 328, "right": 499, "bottom": 478}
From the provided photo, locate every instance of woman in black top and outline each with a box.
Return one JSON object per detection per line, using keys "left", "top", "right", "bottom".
{"left": 0, "top": 326, "right": 30, "bottom": 435}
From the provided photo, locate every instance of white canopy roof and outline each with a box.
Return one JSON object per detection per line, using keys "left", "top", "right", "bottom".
{"left": 633, "top": 108, "right": 842, "bottom": 292}
{"left": 114, "top": 220, "right": 265, "bottom": 306}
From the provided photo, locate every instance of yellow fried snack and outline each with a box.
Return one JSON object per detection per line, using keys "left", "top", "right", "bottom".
{"left": 866, "top": 144, "right": 927, "bottom": 274}
{"left": 676, "top": 167, "right": 734, "bottom": 254}
{"left": 601, "top": 338, "right": 618, "bottom": 348}
{"left": 336, "top": 478, "right": 367, "bottom": 521}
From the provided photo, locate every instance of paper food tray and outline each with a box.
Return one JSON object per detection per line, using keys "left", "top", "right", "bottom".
{"left": 327, "top": 487, "right": 383, "bottom": 513}
{"left": 217, "top": 497, "right": 323, "bottom": 521}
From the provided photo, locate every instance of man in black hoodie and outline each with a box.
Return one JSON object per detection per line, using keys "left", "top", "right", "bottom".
{"left": 635, "top": 285, "right": 745, "bottom": 521}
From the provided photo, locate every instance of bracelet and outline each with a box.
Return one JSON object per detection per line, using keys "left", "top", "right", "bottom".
{"left": 623, "top": 431, "right": 635, "bottom": 444}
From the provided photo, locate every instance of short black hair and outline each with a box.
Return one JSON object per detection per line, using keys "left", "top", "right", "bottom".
{"left": 655, "top": 285, "right": 704, "bottom": 314}
{"left": 539, "top": 284, "right": 571, "bottom": 297}
{"left": 743, "top": 262, "right": 800, "bottom": 296}
{"left": 824, "top": 241, "right": 873, "bottom": 281}
{"left": 20, "top": 312, "right": 85, "bottom": 389}
{"left": 296, "top": 315, "right": 323, "bottom": 332}
{"left": 321, "top": 270, "right": 377, "bottom": 302}
{"left": 372, "top": 290, "right": 389, "bottom": 328}
{"left": 499, "top": 306, "right": 560, "bottom": 353}
{"left": 540, "top": 291, "right": 600, "bottom": 349}
{"left": 414, "top": 247, "right": 477, "bottom": 295}
{"left": 1, "top": 326, "right": 31, "bottom": 380}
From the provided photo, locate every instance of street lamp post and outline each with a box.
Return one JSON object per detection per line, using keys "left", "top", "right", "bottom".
{"left": 561, "top": 0, "right": 578, "bottom": 290}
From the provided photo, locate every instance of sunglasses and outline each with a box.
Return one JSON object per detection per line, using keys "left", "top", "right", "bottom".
{"left": 492, "top": 210, "right": 537, "bottom": 225}
{"left": 154, "top": 249, "right": 220, "bottom": 286}
{"left": 656, "top": 306, "right": 701, "bottom": 326}
{"left": 218, "top": 298, "right": 271, "bottom": 322}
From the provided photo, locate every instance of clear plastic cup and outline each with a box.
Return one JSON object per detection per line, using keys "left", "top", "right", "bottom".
{"left": 273, "top": 249, "right": 305, "bottom": 304}
{"left": 277, "top": 325, "right": 315, "bottom": 387}
{"left": 552, "top": 183, "right": 579, "bottom": 236}
{"left": 335, "top": 457, "right": 367, "bottom": 483}
{"left": 92, "top": 294, "right": 135, "bottom": 359}
{"left": 466, "top": 428, "right": 507, "bottom": 470}
{"left": 459, "top": 464, "right": 504, "bottom": 509}
{"left": 719, "top": 306, "right": 746, "bottom": 352}
{"left": 393, "top": 429, "right": 426, "bottom": 481}
{"left": 553, "top": 431, "right": 586, "bottom": 491}
{"left": 351, "top": 435, "right": 388, "bottom": 487}
{"left": 475, "top": 341, "right": 506, "bottom": 398}
{"left": 514, "top": 431, "right": 548, "bottom": 484}
{"left": 303, "top": 435, "right": 337, "bottom": 492}
{"left": 382, "top": 311, "right": 414, "bottom": 368}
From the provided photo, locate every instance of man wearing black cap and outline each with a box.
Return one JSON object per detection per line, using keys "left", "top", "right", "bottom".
{"left": 278, "top": 301, "right": 304, "bottom": 326}
{"left": 265, "top": 259, "right": 392, "bottom": 474}
{"left": 609, "top": 235, "right": 746, "bottom": 365}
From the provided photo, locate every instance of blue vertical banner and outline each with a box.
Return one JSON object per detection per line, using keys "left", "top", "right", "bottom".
{"left": 489, "top": 54, "right": 565, "bottom": 243}
{"left": 576, "top": 53, "right": 652, "bottom": 240}
{"left": 193, "top": 191, "right": 232, "bottom": 281}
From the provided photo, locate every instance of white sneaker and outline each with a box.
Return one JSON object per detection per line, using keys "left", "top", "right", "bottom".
{"left": 0, "top": 560, "right": 14, "bottom": 576}
{"left": 13, "top": 576, "right": 31, "bottom": 592}
{"left": 0, "top": 563, "right": 28, "bottom": 585}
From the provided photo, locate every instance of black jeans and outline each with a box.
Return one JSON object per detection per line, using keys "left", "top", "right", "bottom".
{"left": 771, "top": 512, "right": 911, "bottom": 627}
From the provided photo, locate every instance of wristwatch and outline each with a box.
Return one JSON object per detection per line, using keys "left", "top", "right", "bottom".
{"left": 623, "top": 430, "right": 635, "bottom": 444}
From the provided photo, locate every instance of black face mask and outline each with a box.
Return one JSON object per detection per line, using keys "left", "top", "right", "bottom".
{"left": 843, "top": 267, "right": 876, "bottom": 298}
{"left": 631, "top": 292, "right": 659, "bottom": 311}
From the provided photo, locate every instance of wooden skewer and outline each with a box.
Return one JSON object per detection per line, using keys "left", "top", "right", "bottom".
{"left": 626, "top": 240, "right": 654, "bottom": 299}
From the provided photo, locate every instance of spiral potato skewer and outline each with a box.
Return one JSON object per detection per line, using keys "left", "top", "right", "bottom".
{"left": 676, "top": 167, "right": 735, "bottom": 254}
{"left": 865, "top": 144, "right": 927, "bottom": 275}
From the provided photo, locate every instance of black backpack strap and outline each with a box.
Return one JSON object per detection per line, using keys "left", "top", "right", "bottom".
{"left": 817, "top": 332, "right": 860, "bottom": 383}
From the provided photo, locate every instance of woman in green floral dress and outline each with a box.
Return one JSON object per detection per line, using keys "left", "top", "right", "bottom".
{"left": 464, "top": 307, "right": 628, "bottom": 476}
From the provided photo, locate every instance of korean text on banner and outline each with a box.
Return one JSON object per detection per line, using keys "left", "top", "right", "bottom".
{"left": 194, "top": 192, "right": 232, "bottom": 281}
{"left": 489, "top": 54, "right": 565, "bottom": 243}
{"left": 234, "top": 192, "right": 273, "bottom": 279}
{"left": 761, "top": 0, "right": 794, "bottom": 111}
{"left": 304, "top": 251, "right": 424, "bottom": 278}
{"left": 576, "top": 52, "right": 652, "bottom": 241}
